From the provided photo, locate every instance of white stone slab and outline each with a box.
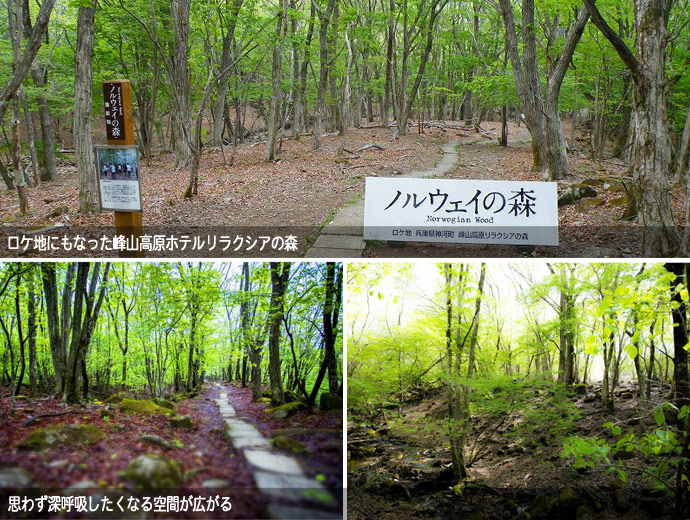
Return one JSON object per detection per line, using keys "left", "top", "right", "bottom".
{"left": 244, "top": 449, "right": 303, "bottom": 476}
{"left": 225, "top": 419, "right": 260, "bottom": 436}
{"left": 231, "top": 435, "right": 271, "bottom": 449}
{"left": 253, "top": 471, "right": 336, "bottom": 506}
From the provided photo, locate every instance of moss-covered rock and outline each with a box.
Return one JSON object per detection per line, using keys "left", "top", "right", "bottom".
{"left": 257, "top": 397, "right": 272, "bottom": 404}
{"left": 105, "top": 392, "right": 127, "bottom": 404}
{"left": 271, "top": 435, "right": 307, "bottom": 454}
{"left": 319, "top": 392, "right": 342, "bottom": 412}
{"left": 163, "top": 393, "right": 179, "bottom": 403}
{"left": 265, "top": 401, "right": 307, "bottom": 420}
{"left": 168, "top": 415, "right": 194, "bottom": 429}
{"left": 526, "top": 495, "right": 556, "bottom": 518}
{"left": 152, "top": 398, "right": 176, "bottom": 411}
{"left": 18, "top": 424, "right": 105, "bottom": 451}
{"left": 118, "top": 399, "right": 172, "bottom": 415}
{"left": 284, "top": 390, "right": 303, "bottom": 403}
{"left": 124, "top": 454, "right": 183, "bottom": 488}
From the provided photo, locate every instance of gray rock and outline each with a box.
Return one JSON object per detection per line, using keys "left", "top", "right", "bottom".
{"left": 0, "top": 467, "right": 32, "bottom": 488}
{"left": 139, "top": 434, "right": 173, "bottom": 450}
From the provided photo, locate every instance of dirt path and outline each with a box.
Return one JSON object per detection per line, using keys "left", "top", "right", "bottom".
{"left": 364, "top": 121, "right": 684, "bottom": 258}
{"left": 306, "top": 141, "right": 459, "bottom": 257}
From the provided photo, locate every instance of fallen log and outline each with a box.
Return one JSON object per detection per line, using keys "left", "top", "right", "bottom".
{"left": 356, "top": 143, "right": 385, "bottom": 153}
{"left": 21, "top": 410, "right": 92, "bottom": 427}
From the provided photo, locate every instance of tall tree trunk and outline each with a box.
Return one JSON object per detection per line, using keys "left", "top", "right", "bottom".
{"left": 583, "top": 0, "right": 681, "bottom": 256}
{"left": 62, "top": 263, "right": 110, "bottom": 404}
{"left": 19, "top": 90, "right": 39, "bottom": 187}
{"left": 265, "top": 0, "right": 289, "bottom": 161}
{"left": 313, "top": 0, "right": 335, "bottom": 150}
{"left": 382, "top": 0, "right": 394, "bottom": 128}
{"left": 665, "top": 263, "right": 690, "bottom": 408}
{"left": 499, "top": 0, "right": 588, "bottom": 180}
{"left": 41, "top": 262, "right": 77, "bottom": 396}
{"left": 170, "top": 0, "right": 193, "bottom": 169}
{"left": 28, "top": 268, "right": 37, "bottom": 396}
{"left": 74, "top": 1, "right": 99, "bottom": 213}
{"left": 268, "top": 262, "right": 291, "bottom": 406}
{"left": 211, "top": 0, "right": 244, "bottom": 146}
{"left": 399, "top": 0, "right": 447, "bottom": 136}
{"left": 296, "top": 0, "right": 316, "bottom": 139}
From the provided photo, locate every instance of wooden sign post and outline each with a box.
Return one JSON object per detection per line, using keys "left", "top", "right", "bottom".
{"left": 102, "top": 80, "right": 144, "bottom": 257}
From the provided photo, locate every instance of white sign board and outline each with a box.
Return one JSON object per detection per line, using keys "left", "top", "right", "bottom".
{"left": 95, "top": 145, "right": 142, "bottom": 212}
{"left": 364, "top": 177, "right": 558, "bottom": 246}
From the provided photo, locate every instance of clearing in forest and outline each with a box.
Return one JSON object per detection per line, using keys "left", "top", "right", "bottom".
{"left": 347, "top": 262, "right": 690, "bottom": 520}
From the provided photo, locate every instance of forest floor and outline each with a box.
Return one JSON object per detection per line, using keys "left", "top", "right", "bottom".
{"left": 347, "top": 381, "right": 676, "bottom": 520}
{"left": 0, "top": 127, "right": 443, "bottom": 257}
{"left": 2, "top": 120, "right": 679, "bottom": 258}
{"left": 0, "top": 382, "right": 342, "bottom": 518}
{"left": 364, "top": 121, "right": 687, "bottom": 258}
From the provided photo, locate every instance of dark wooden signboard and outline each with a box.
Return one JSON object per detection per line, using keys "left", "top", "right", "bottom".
{"left": 101, "top": 80, "right": 143, "bottom": 257}
{"left": 103, "top": 81, "right": 131, "bottom": 142}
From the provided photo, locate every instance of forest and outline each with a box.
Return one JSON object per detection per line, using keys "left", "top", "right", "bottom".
{"left": 0, "top": 261, "right": 343, "bottom": 519}
{"left": 347, "top": 262, "right": 690, "bottom": 520}
{"left": 1, "top": 0, "right": 690, "bottom": 256}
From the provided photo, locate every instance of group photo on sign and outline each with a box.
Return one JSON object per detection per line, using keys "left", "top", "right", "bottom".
{"left": 0, "top": 0, "right": 689, "bottom": 257}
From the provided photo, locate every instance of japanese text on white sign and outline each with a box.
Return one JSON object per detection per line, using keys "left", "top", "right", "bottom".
{"left": 364, "top": 177, "right": 558, "bottom": 245}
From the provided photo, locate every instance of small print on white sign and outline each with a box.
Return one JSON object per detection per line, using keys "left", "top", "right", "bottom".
{"left": 364, "top": 177, "right": 558, "bottom": 246}
{"left": 95, "top": 145, "right": 142, "bottom": 212}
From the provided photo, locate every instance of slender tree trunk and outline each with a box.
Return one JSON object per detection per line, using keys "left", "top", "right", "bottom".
{"left": 74, "top": 1, "right": 99, "bottom": 213}
{"left": 170, "top": 0, "right": 193, "bottom": 169}
{"left": 211, "top": 0, "right": 244, "bottom": 146}
{"left": 313, "top": 0, "right": 335, "bottom": 150}
{"left": 268, "top": 262, "right": 291, "bottom": 406}
{"left": 499, "top": 0, "right": 588, "bottom": 180}
{"left": 666, "top": 263, "right": 690, "bottom": 407}
{"left": 28, "top": 269, "right": 36, "bottom": 396}
{"left": 19, "top": 90, "right": 39, "bottom": 187}
{"left": 265, "top": 0, "right": 289, "bottom": 161}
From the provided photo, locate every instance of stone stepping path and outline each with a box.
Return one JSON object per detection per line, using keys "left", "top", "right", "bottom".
{"left": 304, "top": 141, "right": 460, "bottom": 258}
{"left": 213, "top": 385, "right": 341, "bottom": 519}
